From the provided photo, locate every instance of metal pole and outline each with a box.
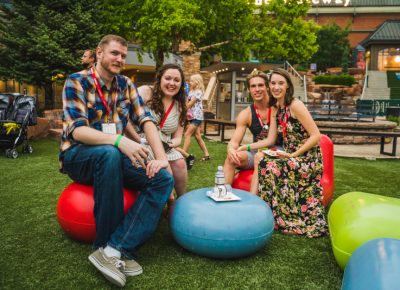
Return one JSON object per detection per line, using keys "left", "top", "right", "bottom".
{"left": 230, "top": 71, "right": 236, "bottom": 121}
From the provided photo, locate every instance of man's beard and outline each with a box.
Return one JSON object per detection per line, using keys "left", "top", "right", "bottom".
{"left": 100, "top": 60, "right": 121, "bottom": 76}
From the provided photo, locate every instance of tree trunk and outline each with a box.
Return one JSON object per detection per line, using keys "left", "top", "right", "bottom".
{"left": 155, "top": 49, "right": 164, "bottom": 70}
{"left": 44, "top": 81, "right": 54, "bottom": 109}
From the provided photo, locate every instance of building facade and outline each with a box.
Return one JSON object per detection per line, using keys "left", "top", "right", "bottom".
{"left": 256, "top": 0, "right": 400, "bottom": 71}
{"left": 306, "top": 0, "right": 400, "bottom": 48}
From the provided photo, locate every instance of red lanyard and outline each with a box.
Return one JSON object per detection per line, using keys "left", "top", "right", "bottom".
{"left": 278, "top": 107, "right": 289, "bottom": 138}
{"left": 254, "top": 104, "right": 271, "bottom": 128}
{"left": 90, "top": 67, "right": 114, "bottom": 117}
{"left": 159, "top": 100, "right": 175, "bottom": 129}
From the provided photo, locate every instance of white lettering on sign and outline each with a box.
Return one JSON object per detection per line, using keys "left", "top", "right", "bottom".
{"left": 255, "top": 0, "right": 350, "bottom": 6}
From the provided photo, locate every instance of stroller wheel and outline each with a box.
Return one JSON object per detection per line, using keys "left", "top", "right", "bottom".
{"left": 9, "top": 149, "right": 18, "bottom": 159}
{"left": 24, "top": 145, "right": 33, "bottom": 154}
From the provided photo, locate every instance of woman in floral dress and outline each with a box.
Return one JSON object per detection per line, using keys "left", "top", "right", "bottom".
{"left": 238, "top": 68, "right": 328, "bottom": 237}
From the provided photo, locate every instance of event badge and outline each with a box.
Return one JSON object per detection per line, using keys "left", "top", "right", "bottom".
{"left": 102, "top": 123, "right": 117, "bottom": 134}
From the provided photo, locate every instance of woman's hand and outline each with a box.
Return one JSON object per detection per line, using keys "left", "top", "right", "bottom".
{"left": 168, "top": 139, "right": 178, "bottom": 148}
{"left": 276, "top": 151, "right": 293, "bottom": 159}
{"left": 145, "top": 159, "right": 169, "bottom": 178}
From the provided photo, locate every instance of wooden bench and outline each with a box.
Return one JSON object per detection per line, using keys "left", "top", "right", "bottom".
{"left": 320, "top": 129, "right": 400, "bottom": 156}
{"left": 203, "top": 118, "right": 236, "bottom": 142}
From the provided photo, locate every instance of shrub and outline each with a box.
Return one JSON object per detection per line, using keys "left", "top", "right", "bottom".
{"left": 313, "top": 74, "right": 356, "bottom": 86}
{"left": 387, "top": 115, "right": 400, "bottom": 126}
{"left": 295, "top": 64, "right": 308, "bottom": 72}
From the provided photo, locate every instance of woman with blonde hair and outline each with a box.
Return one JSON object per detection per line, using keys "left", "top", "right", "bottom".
{"left": 181, "top": 74, "right": 210, "bottom": 167}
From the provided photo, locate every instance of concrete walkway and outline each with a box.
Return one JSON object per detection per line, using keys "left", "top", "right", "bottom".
{"left": 204, "top": 128, "right": 399, "bottom": 160}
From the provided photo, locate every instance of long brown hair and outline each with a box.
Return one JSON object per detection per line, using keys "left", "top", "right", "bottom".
{"left": 147, "top": 63, "right": 187, "bottom": 125}
{"left": 267, "top": 68, "right": 294, "bottom": 108}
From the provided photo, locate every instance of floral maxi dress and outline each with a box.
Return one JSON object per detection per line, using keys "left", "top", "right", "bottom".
{"left": 258, "top": 107, "right": 328, "bottom": 238}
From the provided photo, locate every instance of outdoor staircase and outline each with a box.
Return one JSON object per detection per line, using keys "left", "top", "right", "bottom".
{"left": 285, "top": 63, "right": 306, "bottom": 102}
{"left": 290, "top": 73, "right": 306, "bottom": 101}
{"left": 363, "top": 70, "right": 391, "bottom": 100}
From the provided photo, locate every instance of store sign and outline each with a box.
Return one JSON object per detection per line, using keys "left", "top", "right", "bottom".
{"left": 255, "top": 0, "right": 351, "bottom": 7}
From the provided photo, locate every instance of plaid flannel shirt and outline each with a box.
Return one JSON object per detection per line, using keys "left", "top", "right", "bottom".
{"left": 60, "top": 69, "right": 153, "bottom": 158}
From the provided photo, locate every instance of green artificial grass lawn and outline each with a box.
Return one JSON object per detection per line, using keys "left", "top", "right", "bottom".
{"left": 1, "top": 138, "right": 399, "bottom": 289}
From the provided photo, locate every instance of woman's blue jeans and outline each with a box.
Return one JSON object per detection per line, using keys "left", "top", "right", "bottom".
{"left": 62, "top": 144, "right": 174, "bottom": 258}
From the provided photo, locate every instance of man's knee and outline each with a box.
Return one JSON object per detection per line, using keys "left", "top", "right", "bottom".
{"left": 96, "top": 145, "right": 121, "bottom": 158}
{"left": 96, "top": 145, "right": 122, "bottom": 166}
{"left": 155, "top": 168, "right": 174, "bottom": 188}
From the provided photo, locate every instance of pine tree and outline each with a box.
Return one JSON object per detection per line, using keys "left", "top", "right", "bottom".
{"left": 0, "top": 0, "right": 104, "bottom": 109}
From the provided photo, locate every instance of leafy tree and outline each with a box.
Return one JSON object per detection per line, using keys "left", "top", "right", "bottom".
{"left": 194, "top": 0, "right": 255, "bottom": 64}
{"left": 250, "top": 0, "right": 320, "bottom": 64}
{"left": 0, "top": 0, "right": 104, "bottom": 109}
{"left": 101, "top": 0, "right": 205, "bottom": 68}
{"left": 308, "top": 22, "right": 350, "bottom": 71}
{"left": 101, "top": 0, "right": 255, "bottom": 68}
{"left": 101, "top": 0, "right": 319, "bottom": 67}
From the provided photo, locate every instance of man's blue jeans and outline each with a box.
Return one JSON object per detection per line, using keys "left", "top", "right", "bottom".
{"left": 62, "top": 144, "right": 174, "bottom": 259}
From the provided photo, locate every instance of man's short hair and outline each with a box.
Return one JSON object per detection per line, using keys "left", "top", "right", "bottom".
{"left": 84, "top": 49, "right": 95, "bottom": 58}
{"left": 246, "top": 69, "right": 269, "bottom": 89}
{"left": 98, "top": 35, "right": 128, "bottom": 49}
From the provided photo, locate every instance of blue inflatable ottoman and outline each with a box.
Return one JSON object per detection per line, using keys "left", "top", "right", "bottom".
{"left": 342, "top": 238, "right": 400, "bottom": 290}
{"left": 170, "top": 188, "right": 274, "bottom": 258}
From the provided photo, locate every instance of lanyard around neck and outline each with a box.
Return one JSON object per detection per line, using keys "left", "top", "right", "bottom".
{"left": 159, "top": 100, "right": 175, "bottom": 129}
{"left": 253, "top": 104, "right": 271, "bottom": 129}
{"left": 278, "top": 106, "right": 289, "bottom": 138}
{"left": 90, "top": 67, "right": 114, "bottom": 117}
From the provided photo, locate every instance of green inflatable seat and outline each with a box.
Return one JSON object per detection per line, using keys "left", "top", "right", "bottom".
{"left": 328, "top": 191, "right": 400, "bottom": 269}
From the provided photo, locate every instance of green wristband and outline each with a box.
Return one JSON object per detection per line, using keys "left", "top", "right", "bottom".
{"left": 247, "top": 144, "right": 251, "bottom": 152}
{"left": 114, "top": 134, "right": 123, "bottom": 148}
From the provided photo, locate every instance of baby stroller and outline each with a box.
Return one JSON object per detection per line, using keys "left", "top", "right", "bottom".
{"left": 0, "top": 94, "right": 37, "bottom": 158}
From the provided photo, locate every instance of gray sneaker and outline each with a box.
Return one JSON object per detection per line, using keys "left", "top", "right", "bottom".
{"left": 121, "top": 257, "right": 143, "bottom": 277}
{"left": 88, "top": 248, "right": 126, "bottom": 287}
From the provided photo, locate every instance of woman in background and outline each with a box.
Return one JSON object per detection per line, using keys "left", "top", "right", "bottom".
{"left": 180, "top": 74, "right": 210, "bottom": 167}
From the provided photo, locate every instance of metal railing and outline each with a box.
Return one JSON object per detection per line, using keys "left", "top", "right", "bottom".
{"left": 360, "top": 61, "right": 369, "bottom": 100}
{"left": 284, "top": 61, "right": 307, "bottom": 102}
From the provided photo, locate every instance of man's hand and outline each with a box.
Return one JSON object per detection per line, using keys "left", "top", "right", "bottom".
{"left": 117, "top": 136, "right": 149, "bottom": 168}
{"left": 227, "top": 147, "right": 242, "bottom": 166}
{"left": 146, "top": 159, "right": 169, "bottom": 178}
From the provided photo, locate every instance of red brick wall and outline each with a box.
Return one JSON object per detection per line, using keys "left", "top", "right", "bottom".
{"left": 307, "top": 13, "right": 400, "bottom": 47}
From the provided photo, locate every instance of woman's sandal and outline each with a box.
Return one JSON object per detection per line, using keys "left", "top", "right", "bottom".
{"left": 200, "top": 155, "right": 210, "bottom": 161}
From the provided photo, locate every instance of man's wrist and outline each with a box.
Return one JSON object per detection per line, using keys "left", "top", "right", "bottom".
{"left": 114, "top": 134, "right": 123, "bottom": 148}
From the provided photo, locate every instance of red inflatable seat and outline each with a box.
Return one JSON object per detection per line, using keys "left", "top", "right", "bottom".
{"left": 57, "top": 182, "right": 138, "bottom": 243}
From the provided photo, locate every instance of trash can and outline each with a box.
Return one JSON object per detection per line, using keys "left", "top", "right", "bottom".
{"left": 386, "top": 106, "right": 400, "bottom": 118}
{"left": 386, "top": 107, "right": 400, "bottom": 125}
